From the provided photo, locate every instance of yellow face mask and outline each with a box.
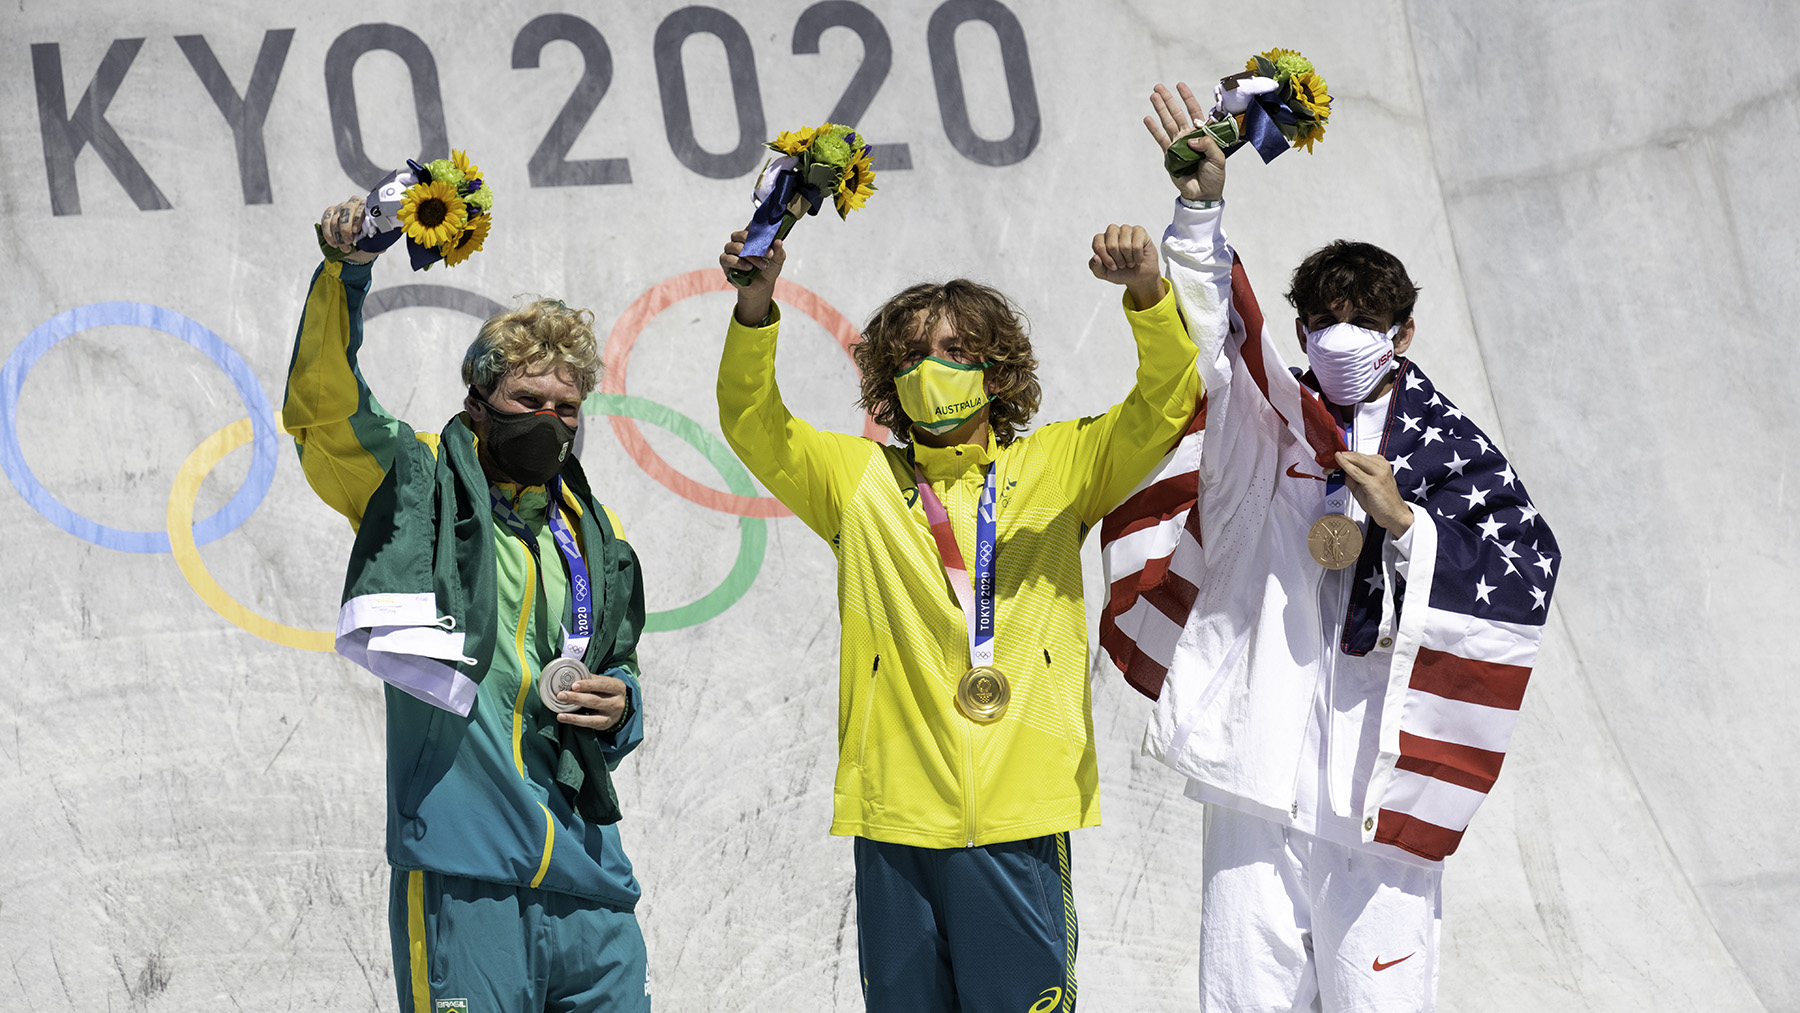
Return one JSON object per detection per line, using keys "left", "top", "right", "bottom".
{"left": 894, "top": 357, "right": 993, "bottom": 435}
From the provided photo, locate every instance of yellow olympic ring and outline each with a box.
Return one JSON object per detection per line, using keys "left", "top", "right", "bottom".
{"left": 166, "top": 412, "right": 335, "bottom": 652}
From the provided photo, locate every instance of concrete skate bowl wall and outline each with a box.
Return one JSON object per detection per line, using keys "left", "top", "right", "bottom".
{"left": 1, "top": 2, "right": 1792, "bottom": 1010}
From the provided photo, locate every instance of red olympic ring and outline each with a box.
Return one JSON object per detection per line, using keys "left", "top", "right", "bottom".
{"left": 600, "top": 270, "right": 887, "bottom": 518}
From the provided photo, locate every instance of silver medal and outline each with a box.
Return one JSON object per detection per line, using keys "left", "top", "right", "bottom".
{"left": 538, "top": 657, "right": 589, "bottom": 713}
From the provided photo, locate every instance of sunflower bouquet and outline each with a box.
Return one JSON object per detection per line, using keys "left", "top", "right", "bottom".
{"left": 330, "top": 150, "right": 494, "bottom": 270}
{"left": 1166, "top": 48, "right": 1331, "bottom": 175}
{"left": 728, "top": 122, "right": 876, "bottom": 287}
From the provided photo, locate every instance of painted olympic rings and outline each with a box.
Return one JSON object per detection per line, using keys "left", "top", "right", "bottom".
{"left": 0, "top": 301, "right": 278, "bottom": 553}
{"left": 6, "top": 273, "right": 864, "bottom": 642}
{"left": 582, "top": 394, "right": 766, "bottom": 631}
{"left": 168, "top": 412, "right": 335, "bottom": 652}
{"left": 600, "top": 270, "right": 887, "bottom": 518}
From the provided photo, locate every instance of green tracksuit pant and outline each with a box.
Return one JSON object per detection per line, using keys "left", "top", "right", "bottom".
{"left": 389, "top": 869, "right": 650, "bottom": 1012}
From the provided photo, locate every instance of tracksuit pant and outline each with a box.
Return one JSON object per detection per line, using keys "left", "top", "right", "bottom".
{"left": 388, "top": 869, "right": 650, "bottom": 1013}
{"left": 854, "top": 833, "right": 1077, "bottom": 1012}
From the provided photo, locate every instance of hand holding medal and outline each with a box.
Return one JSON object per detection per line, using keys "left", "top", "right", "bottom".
{"left": 1163, "top": 48, "right": 1331, "bottom": 174}
{"left": 539, "top": 658, "right": 632, "bottom": 730}
{"left": 726, "top": 123, "right": 877, "bottom": 287}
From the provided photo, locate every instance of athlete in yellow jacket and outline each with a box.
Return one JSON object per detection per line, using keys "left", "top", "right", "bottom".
{"left": 717, "top": 225, "right": 1199, "bottom": 1012}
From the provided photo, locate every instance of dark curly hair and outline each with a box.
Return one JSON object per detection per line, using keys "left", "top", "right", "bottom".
{"left": 1285, "top": 241, "right": 1421, "bottom": 326}
{"left": 853, "top": 280, "right": 1041, "bottom": 446}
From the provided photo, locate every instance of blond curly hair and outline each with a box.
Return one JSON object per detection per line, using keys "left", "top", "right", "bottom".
{"left": 461, "top": 299, "right": 601, "bottom": 397}
{"left": 853, "top": 280, "right": 1041, "bottom": 445}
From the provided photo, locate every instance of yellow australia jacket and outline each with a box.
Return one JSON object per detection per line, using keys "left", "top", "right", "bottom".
{"left": 717, "top": 286, "right": 1199, "bottom": 849}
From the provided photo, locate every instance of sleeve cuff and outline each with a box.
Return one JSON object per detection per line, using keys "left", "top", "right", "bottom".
{"left": 727, "top": 301, "right": 782, "bottom": 337}
{"left": 1121, "top": 278, "right": 1175, "bottom": 318}
{"left": 1392, "top": 515, "right": 1417, "bottom": 557}
{"left": 339, "top": 259, "right": 374, "bottom": 286}
{"left": 1164, "top": 196, "right": 1230, "bottom": 259}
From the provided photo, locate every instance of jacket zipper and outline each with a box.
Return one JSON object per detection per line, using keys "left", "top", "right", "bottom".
{"left": 1293, "top": 554, "right": 1329, "bottom": 820}
{"left": 963, "top": 720, "right": 977, "bottom": 847}
{"left": 510, "top": 533, "right": 537, "bottom": 780}
{"left": 858, "top": 656, "right": 879, "bottom": 766}
{"left": 507, "top": 517, "right": 556, "bottom": 885}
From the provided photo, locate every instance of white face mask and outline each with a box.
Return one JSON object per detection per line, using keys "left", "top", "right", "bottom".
{"left": 1305, "top": 321, "right": 1399, "bottom": 404}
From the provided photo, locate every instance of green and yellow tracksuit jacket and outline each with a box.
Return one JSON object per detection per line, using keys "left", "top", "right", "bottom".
{"left": 283, "top": 256, "right": 645, "bottom": 908}
{"left": 718, "top": 285, "right": 1199, "bottom": 849}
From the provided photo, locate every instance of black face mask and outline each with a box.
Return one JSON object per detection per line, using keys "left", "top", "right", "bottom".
{"left": 474, "top": 391, "right": 576, "bottom": 486}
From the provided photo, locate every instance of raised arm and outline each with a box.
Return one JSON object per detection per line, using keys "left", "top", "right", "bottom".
{"left": 1147, "top": 83, "right": 1237, "bottom": 365}
{"left": 281, "top": 197, "right": 430, "bottom": 530}
{"left": 716, "top": 230, "right": 864, "bottom": 540}
{"left": 1034, "top": 224, "right": 1203, "bottom": 526}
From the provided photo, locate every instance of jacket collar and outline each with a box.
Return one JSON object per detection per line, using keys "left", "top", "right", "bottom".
{"left": 910, "top": 431, "right": 998, "bottom": 482}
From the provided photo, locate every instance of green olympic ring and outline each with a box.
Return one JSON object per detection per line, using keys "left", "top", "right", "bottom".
{"left": 581, "top": 392, "right": 766, "bottom": 632}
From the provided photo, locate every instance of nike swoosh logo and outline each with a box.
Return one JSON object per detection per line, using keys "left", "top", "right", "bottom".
{"left": 1371, "top": 953, "right": 1415, "bottom": 972}
{"left": 1286, "top": 464, "right": 1326, "bottom": 482}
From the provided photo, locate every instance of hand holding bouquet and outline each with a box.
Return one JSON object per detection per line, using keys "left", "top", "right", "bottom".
{"left": 1165, "top": 48, "right": 1331, "bottom": 175}
{"left": 727, "top": 123, "right": 876, "bottom": 287}
{"left": 317, "top": 150, "right": 495, "bottom": 271}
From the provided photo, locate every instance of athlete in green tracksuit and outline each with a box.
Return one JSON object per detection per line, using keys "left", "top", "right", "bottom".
{"left": 284, "top": 197, "right": 651, "bottom": 1012}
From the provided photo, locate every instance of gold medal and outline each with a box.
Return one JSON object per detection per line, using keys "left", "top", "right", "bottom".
{"left": 956, "top": 666, "right": 1010, "bottom": 723}
{"left": 1307, "top": 513, "right": 1362, "bottom": 570}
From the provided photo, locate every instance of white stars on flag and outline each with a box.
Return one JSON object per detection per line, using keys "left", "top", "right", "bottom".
{"left": 1444, "top": 451, "right": 1470, "bottom": 476}
{"left": 1519, "top": 502, "right": 1539, "bottom": 525}
{"left": 1474, "top": 576, "right": 1495, "bottom": 604}
{"left": 1461, "top": 485, "right": 1490, "bottom": 510}
{"left": 1392, "top": 452, "right": 1412, "bottom": 474}
{"left": 1399, "top": 412, "right": 1421, "bottom": 433}
{"left": 1534, "top": 553, "right": 1555, "bottom": 577}
{"left": 1477, "top": 515, "right": 1505, "bottom": 540}
{"left": 1498, "top": 462, "right": 1516, "bottom": 487}
{"left": 1530, "top": 586, "right": 1547, "bottom": 610}
{"left": 1421, "top": 426, "right": 1444, "bottom": 447}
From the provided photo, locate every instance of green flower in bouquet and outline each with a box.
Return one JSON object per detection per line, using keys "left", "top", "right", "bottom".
{"left": 425, "top": 158, "right": 466, "bottom": 192}
{"left": 1250, "top": 48, "right": 1315, "bottom": 80}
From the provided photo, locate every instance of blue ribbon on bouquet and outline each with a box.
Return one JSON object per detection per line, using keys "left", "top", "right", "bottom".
{"left": 740, "top": 166, "right": 823, "bottom": 259}
{"left": 1237, "top": 92, "right": 1300, "bottom": 164}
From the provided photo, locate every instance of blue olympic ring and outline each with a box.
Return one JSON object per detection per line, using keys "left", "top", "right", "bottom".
{"left": 1, "top": 302, "right": 277, "bottom": 553}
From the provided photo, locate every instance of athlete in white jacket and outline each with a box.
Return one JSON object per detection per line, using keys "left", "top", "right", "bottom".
{"left": 1105, "top": 83, "right": 1561, "bottom": 1013}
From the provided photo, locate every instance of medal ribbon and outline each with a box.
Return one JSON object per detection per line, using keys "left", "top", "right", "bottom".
{"left": 913, "top": 465, "right": 998, "bottom": 669}
{"left": 488, "top": 477, "right": 593, "bottom": 660}
{"left": 1324, "top": 414, "right": 1352, "bottom": 514}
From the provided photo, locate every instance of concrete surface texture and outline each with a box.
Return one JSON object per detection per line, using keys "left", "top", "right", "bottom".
{"left": 1, "top": 1, "right": 1792, "bottom": 1010}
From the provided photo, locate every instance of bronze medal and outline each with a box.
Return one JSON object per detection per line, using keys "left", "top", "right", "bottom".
{"left": 956, "top": 666, "right": 1010, "bottom": 723}
{"left": 1307, "top": 513, "right": 1362, "bottom": 570}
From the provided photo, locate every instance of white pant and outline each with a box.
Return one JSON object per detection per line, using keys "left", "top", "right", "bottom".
{"left": 1198, "top": 803, "right": 1442, "bottom": 1012}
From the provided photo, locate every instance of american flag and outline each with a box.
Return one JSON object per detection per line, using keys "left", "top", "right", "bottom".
{"left": 1100, "top": 258, "right": 1562, "bottom": 861}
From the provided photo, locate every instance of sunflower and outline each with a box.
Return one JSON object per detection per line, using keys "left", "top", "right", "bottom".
{"left": 399, "top": 179, "right": 469, "bottom": 248}
{"left": 438, "top": 213, "right": 490, "bottom": 268}
{"left": 833, "top": 145, "right": 876, "bottom": 217}
{"left": 1251, "top": 47, "right": 1314, "bottom": 80}
{"left": 1288, "top": 70, "right": 1332, "bottom": 122}
{"left": 1291, "top": 118, "right": 1325, "bottom": 153}
{"left": 769, "top": 126, "right": 817, "bottom": 156}
{"left": 451, "top": 148, "right": 481, "bottom": 182}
